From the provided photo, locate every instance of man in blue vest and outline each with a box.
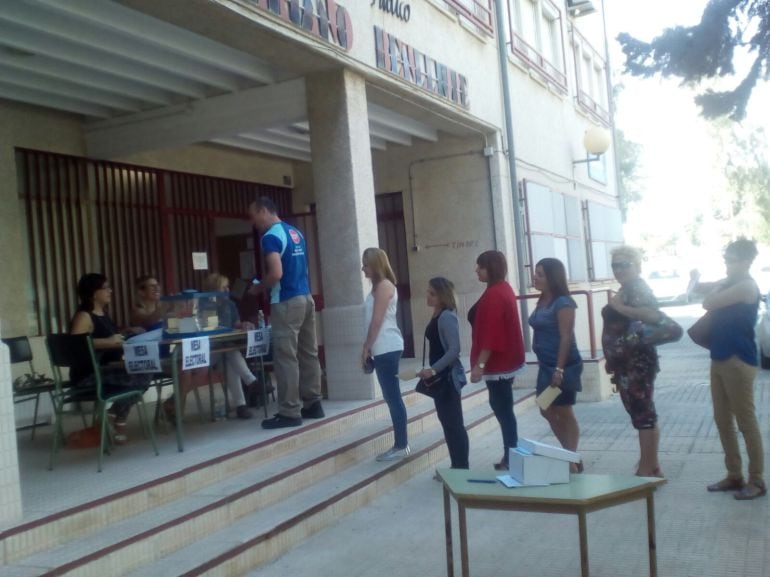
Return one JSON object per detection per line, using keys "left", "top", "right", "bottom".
{"left": 249, "top": 197, "right": 323, "bottom": 428}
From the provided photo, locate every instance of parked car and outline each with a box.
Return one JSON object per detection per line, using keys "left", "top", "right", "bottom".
{"left": 759, "top": 294, "right": 770, "bottom": 370}
{"left": 645, "top": 268, "right": 694, "bottom": 305}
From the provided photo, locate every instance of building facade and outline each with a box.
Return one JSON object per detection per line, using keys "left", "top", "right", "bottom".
{"left": 0, "top": 0, "right": 621, "bottom": 523}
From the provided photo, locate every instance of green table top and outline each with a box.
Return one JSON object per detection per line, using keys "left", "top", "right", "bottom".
{"left": 438, "top": 470, "right": 666, "bottom": 506}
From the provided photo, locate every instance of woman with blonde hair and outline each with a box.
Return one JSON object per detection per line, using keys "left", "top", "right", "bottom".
{"left": 417, "top": 277, "right": 468, "bottom": 469}
{"left": 203, "top": 272, "right": 261, "bottom": 420}
{"left": 361, "top": 248, "right": 408, "bottom": 462}
{"left": 602, "top": 245, "right": 663, "bottom": 477}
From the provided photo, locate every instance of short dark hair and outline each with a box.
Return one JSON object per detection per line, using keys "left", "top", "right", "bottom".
{"left": 252, "top": 196, "right": 278, "bottom": 215}
{"left": 77, "top": 273, "right": 108, "bottom": 312}
{"left": 536, "top": 258, "right": 570, "bottom": 299}
{"left": 476, "top": 250, "right": 507, "bottom": 283}
{"left": 725, "top": 237, "right": 758, "bottom": 263}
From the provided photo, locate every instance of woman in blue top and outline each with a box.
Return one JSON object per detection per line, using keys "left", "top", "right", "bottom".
{"left": 700, "top": 238, "right": 765, "bottom": 500}
{"left": 417, "top": 277, "right": 469, "bottom": 469}
{"left": 529, "top": 258, "right": 583, "bottom": 472}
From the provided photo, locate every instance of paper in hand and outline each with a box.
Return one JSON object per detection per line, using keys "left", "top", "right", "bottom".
{"left": 536, "top": 386, "right": 561, "bottom": 411}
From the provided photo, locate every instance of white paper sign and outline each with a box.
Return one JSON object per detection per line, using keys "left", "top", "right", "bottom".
{"left": 246, "top": 328, "right": 270, "bottom": 358}
{"left": 123, "top": 342, "right": 162, "bottom": 374}
{"left": 192, "top": 252, "right": 209, "bottom": 271}
{"left": 182, "top": 337, "right": 210, "bottom": 370}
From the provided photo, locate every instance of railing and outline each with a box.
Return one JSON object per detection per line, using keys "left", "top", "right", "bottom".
{"left": 510, "top": 32, "right": 568, "bottom": 90}
{"left": 444, "top": 0, "right": 494, "bottom": 35}
{"left": 517, "top": 289, "right": 613, "bottom": 360}
{"left": 576, "top": 89, "right": 610, "bottom": 124}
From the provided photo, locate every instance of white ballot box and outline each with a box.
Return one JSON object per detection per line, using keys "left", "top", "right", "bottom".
{"left": 518, "top": 438, "right": 581, "bottom": 464}
{"left": 508, "top": 448, "right": 570, "bottom": 485}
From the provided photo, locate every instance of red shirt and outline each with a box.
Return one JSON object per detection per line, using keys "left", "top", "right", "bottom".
{"left": 470, "top": 281, "right": 525, "bottom": 374}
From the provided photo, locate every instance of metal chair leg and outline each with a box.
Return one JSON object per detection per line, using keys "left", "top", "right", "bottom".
{"left": 97, "top": 403, "right": 107, "bottom": 473}
{"left": 48, "top": 397, "right": 64, "bottom": 471}
{"left": 137, "top": 399, "right": 159, "bottom": 456}
{"left": 31, "top": 393, "right": 41, "bottom": 440}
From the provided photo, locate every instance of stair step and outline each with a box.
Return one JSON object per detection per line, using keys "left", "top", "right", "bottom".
{"left": 1, "top": 390, "right": 424, "bottom": 563}
{"left": 7, "top": 386, "right": 506, "bottom": 577}
{"left": 123, "top": 399, "right": 508, "bottom": 577}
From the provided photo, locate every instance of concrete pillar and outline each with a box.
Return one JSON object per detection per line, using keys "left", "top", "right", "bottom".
{"left": 0, "top": 328, "right": 23, "bottom": 528}
{"left": 307, "top": 69, "right": 379, "bottom": 400}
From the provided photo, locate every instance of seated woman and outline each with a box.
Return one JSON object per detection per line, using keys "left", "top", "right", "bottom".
{"left": 70, "top": 273, "right": 150, "bottom": 443}
{"left": 205, "top": 272, "right": 270, "bottom": 420}
{"left": 131, "top": 275, "right": 208, "bottom": 423}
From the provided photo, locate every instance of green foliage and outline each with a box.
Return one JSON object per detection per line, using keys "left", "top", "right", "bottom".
{"left": 615, "top": 127, "right": 643, "bottom": 217}
{"left": 618, "top": 0, "right": 770, "bottom": 120}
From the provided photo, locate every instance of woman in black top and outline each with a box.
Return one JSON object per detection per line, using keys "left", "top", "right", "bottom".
{"left": 417, "top": 277, "right": 469, "bottom": 469}
{"left": 70, "top": 273, "right": 149, "bottom": 442}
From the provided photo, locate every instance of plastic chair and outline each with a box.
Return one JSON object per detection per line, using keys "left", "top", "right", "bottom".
{"left": 2, "top": 336, "right": 56, "bottom": 440}
{"left": 46, "top": 333, "right": 159, "bottom": 472}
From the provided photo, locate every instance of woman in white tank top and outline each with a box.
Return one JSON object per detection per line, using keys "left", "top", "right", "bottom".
{"left": 361, "top": 248, "right": 408, "bottom": 461}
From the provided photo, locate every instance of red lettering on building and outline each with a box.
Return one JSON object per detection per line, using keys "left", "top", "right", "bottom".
{"left": 246, "top": 0, "right": 353, "bottom": 51}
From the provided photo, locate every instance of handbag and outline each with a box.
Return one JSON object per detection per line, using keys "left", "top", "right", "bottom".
{"left": 633, "top": 312, "right": 684, "bottom": 346}
{"left": 687, "top": 312, "right": 712, "bottom": 350}
{"left": 415, "top": 335, "right": 450, "bottom": 399}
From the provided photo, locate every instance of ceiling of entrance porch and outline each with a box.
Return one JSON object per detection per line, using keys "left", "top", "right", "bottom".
{"left": 0, "top": 0, "right": 440, "bottom": 163}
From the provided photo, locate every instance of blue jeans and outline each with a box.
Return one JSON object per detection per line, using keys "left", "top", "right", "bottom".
{"left": 487, "top": 378, "right": 517, "bottom": 462}
{"left": 374, "top": 350, "right": 407, "bottom": 449}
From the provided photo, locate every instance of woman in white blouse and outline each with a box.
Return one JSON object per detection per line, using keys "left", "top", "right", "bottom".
{"left": 361, "top": 247, "right": 408, "bottom": 462}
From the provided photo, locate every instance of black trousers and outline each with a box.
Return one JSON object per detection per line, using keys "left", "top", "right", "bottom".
{"left": 434, "top": 385, "right": 470, "bottom": 469}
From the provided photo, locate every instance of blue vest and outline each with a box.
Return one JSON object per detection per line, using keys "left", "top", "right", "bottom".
{"left": 261, "top": 222, "right": 311, "bottom": 304}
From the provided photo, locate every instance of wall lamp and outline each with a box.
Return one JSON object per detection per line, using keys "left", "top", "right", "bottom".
{"left": 573, "top": 125, "right": 611, "bottom": 166}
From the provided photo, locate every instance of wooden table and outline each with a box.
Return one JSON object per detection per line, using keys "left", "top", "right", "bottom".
{"left": 438, "top": 470, "right": 666, "bottom": 577}
{"left": 165, "top": 329, "right": 271, "bottom": 452}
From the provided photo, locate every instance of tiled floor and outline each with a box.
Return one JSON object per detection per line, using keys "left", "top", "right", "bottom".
{"left": 248, "top": 304, "right": 770, "bottom": 577}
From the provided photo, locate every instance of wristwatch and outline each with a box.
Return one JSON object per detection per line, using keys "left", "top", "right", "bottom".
{"left": 478, "top": 362, "right": 486, "bottom": 369}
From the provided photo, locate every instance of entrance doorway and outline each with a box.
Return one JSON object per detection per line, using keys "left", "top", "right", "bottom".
{"left": 376, "top": 192, "right": 415, "bottom": 358}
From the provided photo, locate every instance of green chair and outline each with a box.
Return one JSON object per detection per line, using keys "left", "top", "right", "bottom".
{"left": 46, "top": 333, "right": 159, "bottom": 472}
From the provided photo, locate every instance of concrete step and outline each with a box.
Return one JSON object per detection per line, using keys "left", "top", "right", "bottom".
{"left": 11, "top": 386, "right": 493, "bottom": 577}
{"left": 0, "top": 390, "right": 423, "bottom": 563}
{"left": 122, "top": 396, "right": 522, "bottom": 577}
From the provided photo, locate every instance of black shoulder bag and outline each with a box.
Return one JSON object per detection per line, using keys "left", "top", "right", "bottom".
{"left": 415, "top": 334, "right": 450, "bottom": 399}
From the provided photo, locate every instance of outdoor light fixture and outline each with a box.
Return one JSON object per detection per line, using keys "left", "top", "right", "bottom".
{"left": 572, "top": 125, "right": 611, "bottom": 166}
{"left": 566, "top": 0, "right": 597, "bottom": 17}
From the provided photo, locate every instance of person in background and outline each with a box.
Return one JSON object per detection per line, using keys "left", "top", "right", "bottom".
{"left": 131, "top": 275, "right": 208, "bottom": 423}
{"left": 529, "top": 258, "right": 583, "bottom": 473}
{"left": 417, "top": 277, "right": 469, "bottom": 469}
{"left": 248, "top": 196, "right": 323, "bottom": 429}
{"left": 701, "top": 238, "right": 765, "bottom": 500}
{"left": 205, "top": 273, "right": 269, "bottom": 420}
{"left": 362, "top": 247, "right": 409, "bottom": 462}
{"left": 602, "top": 246, "right": 663, "bottom": 478}
{"left": 70, "top": 273, "right": 149, "bottom": 443}
{"left": 468, "top": 251, "right": 525, "bottom": 471}
{"left": 130, "top": 275, "right": 167, "bottom": 329}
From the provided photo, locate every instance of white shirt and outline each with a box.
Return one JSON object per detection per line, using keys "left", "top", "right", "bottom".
{"left": 364, "top": 287, "right": 404, "bottom": 356}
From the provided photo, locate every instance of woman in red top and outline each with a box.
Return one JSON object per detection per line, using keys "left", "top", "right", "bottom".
{"left": 469, "top": 251, "right": 526, "bottom": 470}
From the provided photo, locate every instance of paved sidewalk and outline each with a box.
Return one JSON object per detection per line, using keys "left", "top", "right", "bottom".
{"left": 251, "top": 305, "right": 770, "bottom": 577}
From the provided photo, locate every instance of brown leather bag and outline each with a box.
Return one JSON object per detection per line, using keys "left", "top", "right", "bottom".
{"left": 687, "top": 312, "right": 712, "bottom": 350}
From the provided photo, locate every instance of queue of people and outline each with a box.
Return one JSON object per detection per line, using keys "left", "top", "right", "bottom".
{"left": 63, "top": 193, "right": 764, "bottom": 498}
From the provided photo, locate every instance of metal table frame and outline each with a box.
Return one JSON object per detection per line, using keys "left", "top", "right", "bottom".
{"left": 440, "top": 471, "right": 665, "bottom": 577}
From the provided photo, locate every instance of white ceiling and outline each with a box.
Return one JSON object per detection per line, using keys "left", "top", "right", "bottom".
{"left": 0, "top": 0, "right": 440, "bottom": 161}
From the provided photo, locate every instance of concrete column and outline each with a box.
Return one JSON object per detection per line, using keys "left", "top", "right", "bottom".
{"left": 0, "top": 329, "right": 23, "bottom": 528}
{"left": 307, "top": 69, "right": 380, "bottom": 400}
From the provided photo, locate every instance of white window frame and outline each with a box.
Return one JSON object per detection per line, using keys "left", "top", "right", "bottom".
{"left": 508, "top": 0, "right": 567, "bottom": 91}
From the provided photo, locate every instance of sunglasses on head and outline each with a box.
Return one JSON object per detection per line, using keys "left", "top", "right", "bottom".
{"left": 611, "top": 261, "right": 633, "bottom": 270}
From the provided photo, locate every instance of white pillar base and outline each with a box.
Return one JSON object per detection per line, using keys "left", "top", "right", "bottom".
{"left": 322, "top": 305, "right": 377, "bottom": 401}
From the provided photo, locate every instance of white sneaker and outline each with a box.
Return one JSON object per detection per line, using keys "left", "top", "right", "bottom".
{"left": 376, "top": 446, "right": 411, "bottom": 462}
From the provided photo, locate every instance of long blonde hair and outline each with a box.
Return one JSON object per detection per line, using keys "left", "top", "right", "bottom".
{"left": 204, "top": 272, "right": 229, "bottom": 292}
{"left": 363, "top": 247, "right": 397, "bottom": 286}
